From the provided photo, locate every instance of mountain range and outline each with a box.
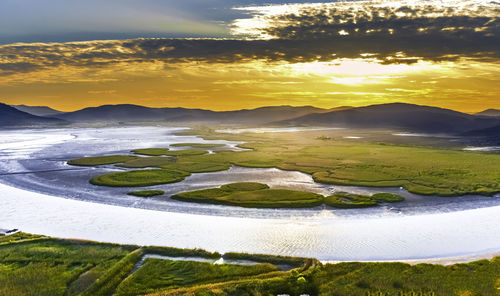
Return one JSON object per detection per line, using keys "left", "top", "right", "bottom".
{"left": 51, "top": 104, "right": 346, "bottom": 124}
{"left": 11, "top": 105, "right": 64, "bottom": 117}
{"left": 476, "top": 109, "right": 500, "bottom": 117}
{"left": 0, "top": 103, "right": 67, "bottom": 126}
{"left": 272, "top": 103, "right": 500, "bottom": 134}
{"left": 2, "top": 102, "right": 500, "bottom": 136}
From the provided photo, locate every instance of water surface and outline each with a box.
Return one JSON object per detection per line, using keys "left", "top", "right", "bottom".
{"left": 1, "top": 126, "right": 500, "bottom": 261}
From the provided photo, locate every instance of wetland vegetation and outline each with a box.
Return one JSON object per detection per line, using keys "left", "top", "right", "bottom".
{"left": 90, "top": 169, "right": 190, "bottom": 187}
{"left": 1, "top": 233, "right": 498, "bottom": 296}
{"left": 172, "top": 182, "right": 404, "bottom": 208}
{"left": 127, "top": 190, "right": 165, "bottom": 197}
{"left": 68, "top": 128, "right": 500, "bottom": 198}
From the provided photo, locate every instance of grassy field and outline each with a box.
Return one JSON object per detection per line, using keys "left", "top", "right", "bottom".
{"left": 69, "top": 128, "right": 500, "bottom": 196}
{"left": 172, "top": 182, "right": 403, "bottom": 208}
{"left": 0, "top": 233, "right": 498, "bottom": 296}
{"left": 68, "top": 155, "right": 138, "bottom": 166}
{"left": 0, "top": 234, "right": 134, "bottom": 296}
{"left": 127, "top": 190, "right": 165, "bottom": 197}
{"left": 324, "top": 193, "right": 379, "bottom": 208}
{"left": 115, "top": 259, "right": 279, "bottom": 296}
{"left": 90, "top": 169, "right": 190, "bottom": 187}
{"left": 170, "top": 143, "right": 226, "bottom": 148}
{"left": 172, "top": 182, "right": 325, "bottom": 208}
{"left": 133, "top": 148, "right": 207, "bottom": 157}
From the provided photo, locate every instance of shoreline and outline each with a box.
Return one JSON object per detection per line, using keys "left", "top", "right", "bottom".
{"left": 2, "top": 181, "right": 500, "bottom": 263}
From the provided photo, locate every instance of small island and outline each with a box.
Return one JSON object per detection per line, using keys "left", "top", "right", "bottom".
{"left": 127, "top": 190, "right": 165, "bottom": 197}
{"left": 172, "top": 182, "right": 404, "bottom": 209}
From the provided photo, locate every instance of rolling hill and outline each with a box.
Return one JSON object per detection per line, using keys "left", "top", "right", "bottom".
{"left": 475, "top": 109, "right": 500, "bottom": 117}
{"left": 11, "top": 105, "right": 64, "bottom": 117}
{"left": 52, "top": 104, "right": 336, "bottom": 124}
{"left": 273, "top": 103, "right": 500, "bottom": 134}
{"left": 0, "top": 103, "right": 67, "bottom": 127}
{"left": 461, "top": 125, "right": 500, "bottom": 137}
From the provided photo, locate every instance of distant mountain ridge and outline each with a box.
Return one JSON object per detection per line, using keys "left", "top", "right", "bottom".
{"left": 11, "top": 104, "right": 63, "bottom": 117}
{"left": 272, "top": 103, "right": 500, "bottom": 134}
{"left": 476, "top": 109, "right": 500, "bottom": 117}
{"left": 52, "top": 104, "right": 337, "bottom": 124}
{"left": 3, "top": 102, "right": 500, "bottom": 135}
{"left": 461, "top": 125, "right": 500, "bottom": 137}
{"left": 0, "top": 103, "right": 67, "bottom": 126}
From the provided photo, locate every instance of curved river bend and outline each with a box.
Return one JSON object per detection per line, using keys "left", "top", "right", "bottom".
{"left": 0, "top": 126, "right": 499, "bottom": 262}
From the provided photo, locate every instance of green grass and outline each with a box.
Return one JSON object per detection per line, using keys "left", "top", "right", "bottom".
{"left": 81, "top": 248, "right": 143, "bottom": 296}
{"left": 172, "top": 182, "right": 324, "bottom": 208}
{"left": 220, "top": 182, "right": 270, "bottom": 191}
{"left": 0, "top": 238, "right": 134, "bottom": 296}
{"left": 132, "top": 148, "right": 171, "bottom": 156}
{"left": 90, "top": 169, "right": 190, "bottom": 187}
{"left": 372, "top": 192, "right": 406, "bottom": 203}
{"left": 68, "top": 155, "right": 138, "bottom": 166}
{"left": 160, "top": 161, "right": 231, "bottom": 173}
{"left": 115, "top": 259, "right": 278, "bottom": 296}
{"left": 0, "top": 232, "right": 44, "bottom": 245}
{"left": 313, "top": 259, "right": 500, "bottom": 296}
{"left": 170, "top": 143, "right": 225, "bottom": 148}
{"left": 1, "top": 234, "right": 499, "bottom": 296}
{"left": 161, "top": 150, "right": 208, "bottom": 156}
{"left": 133, "top": 148, "right": 207, "bottom": 157}
{"left": 173, "top": 183, "right": 403, "bottom": 209}
{"left": 127, "top": 190, "right": 165, "bottom": 197}
{"left": 324, "top": 192, "right": 405, "bottom": 208}
{"left": 324, "top": 193, "right": 379, "bottom": 208}
{"left": 69, "top": 128, "right": 500, "bottom": 197}
{"left": 118, "top": 157, "right": 173, "bottom": 168}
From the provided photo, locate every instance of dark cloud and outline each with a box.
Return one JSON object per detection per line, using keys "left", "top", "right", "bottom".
{"left": 0, "top": 1, "right": 498, "bottom": 76}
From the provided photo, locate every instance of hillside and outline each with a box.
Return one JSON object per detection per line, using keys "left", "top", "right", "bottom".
{"left": 476, "top": 109, "right": 500, "bottom": 117}
{"left": 11, "top": 104, "right": 64, "bottom": 117}
{"left": 0, "top": 103, "right": 67, "bottom": 127}
{"left": 52, "top": 104, "right": 334, "bottom": 124}
{"left": 273, "top": 103, "right": 500, "bottom": 134}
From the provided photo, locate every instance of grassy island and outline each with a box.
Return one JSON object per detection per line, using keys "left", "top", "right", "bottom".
{"left": 172, "top": 182, "right": 404, "bottom": 209}
{"left": 68, "top": 129, "right": 500, "bottom": 196}
{"left": 127, "top": 190, "right": 165, "bottom": 197}
{"left": 90, "top": 169, "right": 190, "bottom": 187}
{"left": 172, "top": 182, "right": 324, "bottom": 208}
{"left": 170, "top": 143, "right": 226, "bottom": 148}
{"left": 68, "top": 155, "right": 138, "bottom": 166}
{"left": 132, "top": 148, "right": 207, "bottom": 157}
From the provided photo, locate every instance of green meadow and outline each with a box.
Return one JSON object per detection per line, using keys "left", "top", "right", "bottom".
{"left": 127, "top": 190, "right": 165, "bottom": 197}
{"left": 0, "top": 233, "right": 498, "bottom": 296}
{"left": 172, "top": 182, "right": 403, "bottom": 208}
{"left": 68, "top": 128, "right": 500, "bottom": 198}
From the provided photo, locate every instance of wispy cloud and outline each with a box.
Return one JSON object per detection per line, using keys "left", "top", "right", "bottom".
{"left": 0, "top": 0, "right": 499, "bottom": 112}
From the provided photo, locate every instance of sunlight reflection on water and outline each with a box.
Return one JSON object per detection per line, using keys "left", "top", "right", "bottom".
{"left": 1, "top": 126, "right": 500, "bottom": 261}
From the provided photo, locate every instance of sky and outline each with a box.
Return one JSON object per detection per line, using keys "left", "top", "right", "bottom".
{"left": 0, "top": 0, "right": 499, "bottom": 112}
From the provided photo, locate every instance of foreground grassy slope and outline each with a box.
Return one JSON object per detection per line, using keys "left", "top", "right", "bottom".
{"left": 69, "top": 128, "right": 500, "bottom": 196}
{"left": 115, "top": 259, "right": 278, "bottom": 296}
{"left": 0, "top": 233, "right": 498, "bottom": 296}
{"left": 0, "top": 234, "right": 133, "bottom": 296}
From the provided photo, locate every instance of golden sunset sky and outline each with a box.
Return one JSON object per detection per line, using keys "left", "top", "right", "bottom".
{"left": 0, "top": 0, "right": 498, "bottom": 112}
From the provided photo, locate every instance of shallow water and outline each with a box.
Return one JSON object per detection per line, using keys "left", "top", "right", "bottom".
{"left": 464, "top": 146, "right": 500, "bottom": 152}
{"left": 1, "top": 182, "right": 500, "bottom": 261}
{"left": 0, "top": 127, "right": 498, "bottom": 218}
{"left": 1, "top": 126, "right": 500, "bottom": 261}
